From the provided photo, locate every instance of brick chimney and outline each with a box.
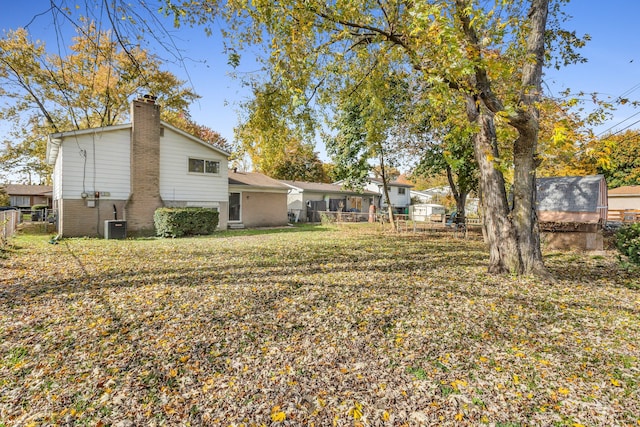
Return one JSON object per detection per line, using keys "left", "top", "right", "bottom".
{"left": 125, "top": 96, "right": 164, "bottom": 234}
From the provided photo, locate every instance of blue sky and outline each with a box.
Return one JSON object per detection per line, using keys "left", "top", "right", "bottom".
{"left": 543, "top": 0, "right": 640, "bottom": 135}
{"left": 0, "top": 1, "right": 250, "bottom": 148}
{"left": 1, "top": 0, "right": 639, "bottom": 167}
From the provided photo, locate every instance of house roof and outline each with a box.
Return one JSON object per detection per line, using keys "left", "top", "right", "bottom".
{"left": 229, "top": 172, "right": 289, "bottom": 191}
{"left": 3, "top": 184, "right": 52, "bottom": 196}
{"left": 47, "top": 121, "right": 231, "bottom": 165}
{"left": 410, "top": 190, "right": 434, "bottom": 199}
{"left": 609, "top": 185, "right": 640, "bottom": 196}
{"left": 280, "top": 180, "right": 379, "bottom": 196}
{"left": 536, "top": 175, "right": 605, "bottom": 212}
{"left": 366, "top": 177, "right": 414, "bottom": 188}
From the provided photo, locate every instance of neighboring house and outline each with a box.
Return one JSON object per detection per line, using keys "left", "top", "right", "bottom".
{"left": 46, "top": 97, "right": 231, "bottom": 237}
{"left": 3, "top": 184, "right": 52, "bottom": 208}
{"left": 608, "top": 186, "right": 640, "bottom": 221}
{"left": 360, "top": 178, "right": 413, "bottom": 214}
{"left": 421, "top": 185, "right": 481, "bottom": 215}
{"left": 280, "top": 180, "right": 379, "bottom": 222}
{"left": 228, "top": 171, "right": 290, "bottom": 228}
{"left": 409, "top": 190, "right": 434, "bottom": 204}
{"left": 536, "top": 174, "right": 608, "bottom": 250}
{"left": 536, "top": 175, "right": 608, "bottom": 224}
{"left": 409, "top": 203, "right": 446, "bottom": 222}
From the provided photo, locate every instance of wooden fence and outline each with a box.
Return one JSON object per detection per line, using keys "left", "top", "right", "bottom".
{"left": 607, "top": 209, "right": 640, "bottom": 223}
{"left": 317, "top": 210, "right": 482, "bottom": 238}
{"left": 1, "top": 209, "right": 20, "bottom": 242}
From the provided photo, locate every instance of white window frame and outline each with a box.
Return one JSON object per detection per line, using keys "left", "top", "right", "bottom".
{"left": 11, "top": 195, "right": 31, "bottom": 207}
{"left": 398, "top": 187, "right": 406, "bottom": 195}
{"left": 188, "top": 157, "right": 220, "bottom": 176}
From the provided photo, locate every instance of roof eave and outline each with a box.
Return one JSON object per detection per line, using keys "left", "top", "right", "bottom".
{"left": 229, "top": 183, "right": 288, "bottom": 192}
{"left": 46, "top": 134, "right": 63, "bottom": 165}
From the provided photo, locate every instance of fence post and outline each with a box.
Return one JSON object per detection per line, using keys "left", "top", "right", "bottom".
{"left": 1, "top": 210, "right": 19, "bottom": 242}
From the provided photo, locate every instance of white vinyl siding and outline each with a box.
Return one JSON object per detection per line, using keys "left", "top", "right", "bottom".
{"left": 60, "top": 129, "right": 131, "bottom": 200}
{"left": 386, "top": 187, "right": 410, "bottom": 208}
{"left": 159, "top": 128, "right": 228, "bottom": 203}
{"left": 364, "top": 182, "right": 411, "bottom": 208}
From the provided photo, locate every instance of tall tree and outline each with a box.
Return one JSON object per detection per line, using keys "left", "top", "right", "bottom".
{"left": 328, "top": 71, "right": 410, "bottom": 230}
{"left": 405, "top": 89, "right": 479, "bottom": 223}
{"left": 162, "top": 0, "right": 587, "bottom": 276}
{"left": 0, "top": 23, "right": 200, "bottom": 182}
{"left": 234, "top": 81, "right": 326, "bottom": 181}
{"left": 412, "top": 125, "right": 478, "bottom": 224}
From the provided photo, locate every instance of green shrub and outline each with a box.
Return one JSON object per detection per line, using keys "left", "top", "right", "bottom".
{"left": 154, "top": 208, "right": 219, "bottom": 238}
{"left": 614, "top": 223, "right": 640, "bottom": 265}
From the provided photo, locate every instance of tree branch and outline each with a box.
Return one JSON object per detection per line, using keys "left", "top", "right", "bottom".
{"left": 454, "top": 0, "right": 504, "bottom": 114}
{"left": 309, "top": 4, "right": 462, "bottom": 92}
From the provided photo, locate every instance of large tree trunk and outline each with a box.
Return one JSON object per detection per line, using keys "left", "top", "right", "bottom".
{"left": 512, "top": 125, "right": 547, "bottom": 276}
{"left": 509, "top": 0, "right": 549, "bottom": 276}
{"left": 468, "top": 101, "right": 549, "bottom": 276}
{"left": 469, "top": 102, "right": 521, "bottom": 274}
{"left": 501, "top": 0, "right": 549, "bottom": 277}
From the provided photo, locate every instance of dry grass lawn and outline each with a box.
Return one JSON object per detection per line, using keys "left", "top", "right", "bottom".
{"left": 1, "top": 224, "right": 639, "bottom": 426}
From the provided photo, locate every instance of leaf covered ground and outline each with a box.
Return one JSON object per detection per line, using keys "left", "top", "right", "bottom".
{"left": 1, "top": 225, "right": 639, "bottom": 426}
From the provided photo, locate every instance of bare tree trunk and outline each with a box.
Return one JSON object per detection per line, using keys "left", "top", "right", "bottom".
{"left": 469, "top": 102, "right": 521, "bottom": 274}
{"left": 512, "top": 126, "right": 547, "bottom": 276}
{"left": 446, "top": 164, "right": 467, "bottom": 224}
{"left": 379, "top": 150, "right": 396, "bottom": 231}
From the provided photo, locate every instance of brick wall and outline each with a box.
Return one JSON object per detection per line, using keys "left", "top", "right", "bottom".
{"left": 241, "top": 192, "right": 288, "bottom": 228}
{"left": 59, "top": 199, "right": 128, "bottom": 237}
{"left": 125, "top": 98, "right": 164, "bottom": 235}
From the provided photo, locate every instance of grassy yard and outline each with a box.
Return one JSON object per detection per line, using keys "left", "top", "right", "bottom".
{"left": 1, "top": 225, "right": 639, "bottom": 426}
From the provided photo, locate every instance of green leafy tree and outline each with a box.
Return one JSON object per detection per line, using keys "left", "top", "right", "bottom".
{"left": 412, "top": 125, "right": 478, "bottom": 223}
{"left": 234, "top": 81, "right": 325, "bottom": 181}
{"left": 328, "top": 71, "right": 410, "bottom": 230}
{"left": 583, "top": 131, "right": 640, "bottom": 187}
{"left": 328, "top": 101, "right": 371, "bottom": 188}
{"left": 0, "top": 23, "right": 200, "bottom": 182}
{"left": 329, "top": 98, "right": 398, "bottom": 229}
{"left": 404, "top": 89, "right": 479, "bottom": 223}
{"left": 0, "top": 186, "right": 9, "bottom": 206}
{"left": 160, "top": 0, "right": 588, "bottom": 276}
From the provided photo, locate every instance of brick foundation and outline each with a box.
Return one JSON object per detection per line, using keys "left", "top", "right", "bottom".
{"left": 59, "top": 199, "right": 128, "bottom": 237}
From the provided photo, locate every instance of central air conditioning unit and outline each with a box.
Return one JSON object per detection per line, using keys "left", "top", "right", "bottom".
{"left": 105, "top": 220, "right": 127, "bottom": 239}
